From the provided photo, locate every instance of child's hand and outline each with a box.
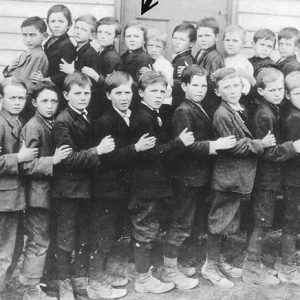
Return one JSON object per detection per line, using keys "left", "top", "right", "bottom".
{"left": 179, "top": 127, "right": 195, "bottom": 146}
{"left": 214, "top": 135, "right": 237, "bottom": 150}
{"left": 135, "top": 133, "right": 156, "bottom": 152}
{"left": 140, "top": 65, "right": 152, "bottom": 75}
{"left": 18, "top": 141, "right": 39, "bottom": 163}
{"left": 82, "top": 67, "right": 100, "bottom": 82}
{"left": 177, "top": 61, "right": 189, "bottom": 78}
{"left": 293, "top": 139, "right": 300, "bottom": 153}
{"left": 30, "top": 71, "right": 44, "bottom": 84}
{"left": 59, "top": 59, "right": 75, "bottom": 74}
{"left": 97, "top": 135, "right": 115, "bottom": 155}
{"left": 53, "top": 145, "right": 72, "bottom": 165}
{"left": 261, "top": 130, "right": 276, "bottom": 148}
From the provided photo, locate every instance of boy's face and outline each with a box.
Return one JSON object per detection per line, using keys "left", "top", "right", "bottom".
{"left": 146, "top": 39, "right": 164, "bottom": 60}
{"left": 253, "top": 38, "right": 274, "bottom": 59}
{"left": 278, "top": 37, "right": 298, "bottom": 58}
{"left": 107, "top": 82, "right": 133, "bottom": 113}
{"left": 97, "top": 24, "right": 117, "bottom": 48}
{"left": 2, "top": 85, "right": 26, "bottom": 116}
{"left": 258, "top": 77, "right": 285, "bottom": 105}
{"left": 73, "top": 21, "right": 93, "bottom": 45}
{"left": 33, "top": 89, "right": 58, "bottom": 118}
{"left": 139, "top": 82, "right": 167, "bottom": 110}
{"left": 287, "top": 87, "right": 300, "bottom": 109}
{"left": 223, "top": 32, "right": 244, "bottom": 56}
{"left": 21, "top": 25, "right": 46, "bottom": 50}
{"left": 197, "top": 27, "right": 217, "bottom": 50}
{"left": 172, "top": 31, "right": 193, "bottom": 54}
{"left": 48, "top": 12, "right": 69, "bottom": 38}
{"left": 215, "top": 76, "right": 243, "bottom": 105}
{"left": 181, "top": 75, "right": 207, "bottom": 103}
{"left": 64, "top": 84, "right": 91, "bottom": 112}
{"left": 125, "top": 27, "right": 144, "bottom": 51}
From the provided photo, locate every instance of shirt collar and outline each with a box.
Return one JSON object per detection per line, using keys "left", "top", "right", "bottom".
{"left": 141, "top": 101, "right": 159, "bottom": 113}
{"left": 228, "top": 102, "right": 244, "bottom": 112}
{"left": 35, "top": 111, "right": 54, "bottom": 129}
{"left": 172, "top": 49, "right": 192, "bottom": 60}
{"left": 68, "top": 103, "right": 88, "bottom": 116}
{"left": 113, "top": 105, "right": 131, "bottom": 119}
{"left": 1, "top": 109, "right": 21, "bottom": 125}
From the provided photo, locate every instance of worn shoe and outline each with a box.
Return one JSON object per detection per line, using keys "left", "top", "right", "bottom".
{"left": 161, "top": 265, "right": 198, "bottom": 290}
{"left": 102, "top": 274, "right": 129, "bottom": 287}
{"left": 201, "top": 259, "right": 234, "bottom": 289}
{"left": 278, "top": 263, "right": 300, "bottom": 286}
{"left": 87, "top": 280, "right": 127, "bottom": 299}
{"left": 57, "top": 279, "right": 75, "bottom": 300}
{"left": 134, "top": 267, "right": 175, "bottom": 294}
{"left": 178, "top": 263, "right": 196, "bottom": 277}
{"left": 218, "top": 257, "right": 242, "bottom": 278}
{"left": 72, "top": 277, "right": 88, "bottom": 296}
{"left": 23, "top": 284, "right": 56, "bottom": 300}
{"left": 243, "top": 260, "right": 280, "bottom": 286}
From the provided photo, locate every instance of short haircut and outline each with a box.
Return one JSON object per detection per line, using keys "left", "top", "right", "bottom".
{"left": 224, "top": 24, "right": 245, "bottom": 42}
{"left": 181, "top": 64, "right": 207, "bottom": 84}
{"left": 47, "top": 4, "right": 72, "bottom": 27}
{"left": 97, "top": 17, "right": 122, "bottom": 37}
{"left": 253, "top": 28, "right": 276, "bottom": 47}
{"left": 64, "top": 72, "right": 92, "bottom": 93}
{"left": 0, "top": 77, "right": 27, "bottom": 96}
{"left": 172, "top": 22, "right": 197, "bottom": 43}
{"left": 278, "top": 27, "right": 300, "bottom": 45}
{"left": 285, "top": 71, "right": 300, "bottom": 92}
{"left": 211, "top": 67, "right": 240, "bottom": 89}
{"left": 105, "top": 71, "right": 133, "bottom": 94}
{"left": 146, "top": 28, "right": 168, "bottom": 47}
{"left": 75, "top": 14, "right": 97, "bottom": 33}
{"left": 21, "top": 16, "right": 47, "bottom": 34}
{"left": 32, "top": 81, "right": 58, "bottom": 100}
{"left": 138, "top": 70, "right": 168, "bottom": 91}
{"left": 196, "top": 17, "right": 219, "bottom": 35}
{"left": 256, "top": 68, "right": 284, "bottom": 89}
{"left": 124, "top": 21, "right": 147, "bottom": 42}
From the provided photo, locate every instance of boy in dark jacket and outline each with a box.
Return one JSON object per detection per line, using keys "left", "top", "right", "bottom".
{"left": 0, "top": 78, "right": 38, "bottom": 299}
{"left": 243, "top": 68, "right": 300, "bottom": 286}
{"left": 201, "top": 68, "right": 276, "bottom": 289}
{"left": 52, "top": 73, "right": 126, "bottom": 300}
{"left": 19, "top": 82, "right": 71, "bottom": 300}
{"left": 91, "top": 71, "right": 156, "bottom": 287}
{"left": 130, "top": 71, "right": 195, "bottom": 294}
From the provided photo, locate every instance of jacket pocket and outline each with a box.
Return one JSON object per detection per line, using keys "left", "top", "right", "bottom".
{"left": 0, "top": 177, "right": 18, "bottom": 190}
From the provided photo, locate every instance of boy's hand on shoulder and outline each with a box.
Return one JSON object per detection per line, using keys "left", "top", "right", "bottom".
{"left": 292, "top": 139, "right": 300, "bottom": 153}
{"left": 53, "top": 145, "right": 72, "bottom": 165}
{"left": 261, "top": 130, "right": 276, "bottom": 148}
{"left": 179, "top": 127, "right": 194, "bottom": 146}
{"left": 97, "top": 135, "right": 115, "bottom": 155}
{"left": 82, "top": 67, "right": 100, "bottom": 82}
{"left": 135, "top": 133, "right": 156, "bottom": 152}
{"left": 18, "top": 141, "right": 39, "bottom": 163}
{"left": 59, "top": 59, "right": 75, "bottom": 74}
{"left": 30, "top": 71, "right": 44, "bottom": 84}
{"left": 177, "top": 61, "right": 189, "bottom": 78}
{"left": 212, "top": 135, "right": 237, "bottom": 151}
{"left": 140, "top": 65, "right": 152, "bottom": 75}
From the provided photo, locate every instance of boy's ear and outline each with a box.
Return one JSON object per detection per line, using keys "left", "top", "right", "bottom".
{"left": 214, "top": 88, "right": 220, "bottom": 97}
{"left": 32, "top": 98, "right": 37, "bottom": 108}
{"left": 106, "top": 92, "right": 112, "bottom": 101}
{"left": 181, "top": 82, "right": 187, "bottom": 93}
{"left": 63, "top": 91, "right": 69, "bottom": 101}
{"left": 286, "top": 90, "right": 291, "bottom": 100}
{"left": 43, "top": 32, "right": 49, "bottom": 40}
{"left": 90, "top": 32, "right": 96, "bottom": 40}
{"left": 190, "top": 41, "right": 195, "bottom": 48}
{"left": 257, "top": 87, "right": 264, "bottom": 97}
{"left": 138, "top": 89, "right": 144, "bottom": 98}
{"left": 215, "top": 33, "right": 219, "bottom": 42}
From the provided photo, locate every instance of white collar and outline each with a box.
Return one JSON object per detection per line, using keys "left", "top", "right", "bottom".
{"left": 113, "top": 105, "right": 131, "bottom": 118}
{"left": 68, "top": 103, "right": 88, "bottom": 116}
{"left": 141, "top": 101, "right": 159, "bottom": 113}
{"left": 228, "top": 102, "right": 244, "bottom": 112}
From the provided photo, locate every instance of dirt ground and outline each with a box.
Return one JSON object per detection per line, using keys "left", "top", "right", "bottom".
{"left": 4, "top": 231, "right": 300, "bottom": 300}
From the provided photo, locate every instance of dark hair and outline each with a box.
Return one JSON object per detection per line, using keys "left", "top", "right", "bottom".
{"left": 253, "top": 28, "right": 276, "bottom": 47}
{"left": 21, "top": 16, "right": 47, "bottom": 34}
{"left": 181, "top": 64, "right": 207, "bottom": 84}
{"left": 278, "top": 27, "right": 300, "bottom": 45}
{"left": 172, "top": 22, "right": 197, "bottom": 43}
{"left": 75, "top": 14, "right": 97, "bottom": 33}
{"left": 63, "top": 72, "right": 92, "bottom": 93}
{"left": 0, "top": 77, "right": 27, "bottom": 96}
{"left": 196, "top": 17, "right": 219, "bottom": 35}
{"left": 105, "top": 71, "right": 133, "bottom": 94}
{"left": 32, "top": 81, "right": 58, "bottom": 100}
{"left": 123, "top": 21, "right": 147, "bottom": 42}
{"left": 210, "top": 67, "right": 240, "bottom": 89}
{"left": 138, "top": 70, "right": 168, "bottom": 91}
{"left": 47, "top": 4, "right": 72, "bottom": 27}
{"left": 256, "top": 68, "right": 284, "bottom": 89}
{"left": 97, "top": 17, "right": 122, "bottom": 37}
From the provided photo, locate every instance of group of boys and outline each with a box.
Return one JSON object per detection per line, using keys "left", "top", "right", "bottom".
{"left": 2, "top": 6, "right": 300, "bottom": 300}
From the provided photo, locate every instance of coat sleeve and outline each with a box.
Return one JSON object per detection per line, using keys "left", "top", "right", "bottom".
{"left": 53, "top": 120, "right": 100, "bottom": 169}
{"left": 103, "top": 53, "right": 123, "bottom": 76}
{"left": 20, "top": 124, "right": 53, "bottom": 178}
{"left": 172, "top": 108, "right": 210, "bottom": 158}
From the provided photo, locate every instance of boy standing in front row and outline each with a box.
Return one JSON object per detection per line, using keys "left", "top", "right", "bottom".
{"left": 52, "top": 73, "right": 126, "bottom": 300}
{"left": 0, "top": 78, "right": 38, "bottom": 300}
{"left": 129, "top": 71, "right": 195, "bottom": 294}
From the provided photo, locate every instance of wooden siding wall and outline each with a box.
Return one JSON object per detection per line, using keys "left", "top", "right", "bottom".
{"left": 235, "top": 0, "right": 300, "bottom": 60}
{"left": 0, "top": 0, "right": 116, "bottom": 77}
